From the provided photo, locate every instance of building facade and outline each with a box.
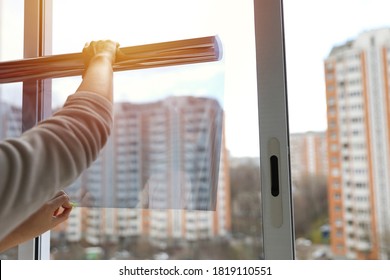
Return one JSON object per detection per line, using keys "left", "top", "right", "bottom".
{"left": 325, "top": 28, "right": 390, "bottom": 259}
{"left": 59, "top": 96, "right": 231, "bottom": 249}
{"left": 290, "top": 131, "right": 328, "bottom": 187}
{"left": 0, "top": 101, "right": 22, "bottom": 140}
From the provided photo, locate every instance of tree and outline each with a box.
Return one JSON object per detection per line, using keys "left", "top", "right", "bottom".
{"left": 292, "top": 174, "right": 328, "bottom": 238}
{"left": 229, "top": 159, "right": 261, "bottom": 236}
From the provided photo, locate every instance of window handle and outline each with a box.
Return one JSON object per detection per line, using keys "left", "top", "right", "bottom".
{"left": 269, "top": 138, "right": 283, "bottom": 228}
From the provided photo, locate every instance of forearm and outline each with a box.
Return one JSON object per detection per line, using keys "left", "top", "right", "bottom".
{"left": 0, "top": 40, "right": 116, "bottom": 241}
{"left": 77, "top": 55, "right": 113, "bottom": 102}
{"left": 0, "top": 92, "right": 112, "bottom": 241}
{"left": 0, "top": 191, "right": 72, "bottom": 253}
{"left": 0, "top": 224, "right": 31, "bottom": 253}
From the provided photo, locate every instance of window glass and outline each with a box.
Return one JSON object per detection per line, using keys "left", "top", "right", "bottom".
{"left": 284, "top": 0, "right": 390, "bottom": 260}
{"left": 50, "top": 0, "right": 262, "bottom": 260}
{"left": 0, "top": 0, "right": 24, "bottom": 61}
{"left": 0, "top": 0, "right": 23, "bottom": 260}
{"left": 0, "top": 83, "right": 22, "bottom": 260}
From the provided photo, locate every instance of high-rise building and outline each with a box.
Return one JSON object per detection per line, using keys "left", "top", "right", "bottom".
{"left": 290, "top": 131, "right": 327, "bottom": 187}
{"left": 59, "top": 96, "right": 231, "bottom": 249}
{"left": 325, "top": 28, "right": 390, "bottom": 259}
{"left": 0, "top": 102, "right": 22, "bottom": 139}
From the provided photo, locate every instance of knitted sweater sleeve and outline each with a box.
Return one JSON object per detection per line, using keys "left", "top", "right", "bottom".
{"left": 0, "top": 91, "right": 112, "bottom": 240}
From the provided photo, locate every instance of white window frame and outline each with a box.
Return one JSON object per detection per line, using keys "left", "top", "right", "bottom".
{"left": 8, "top": 0, "right": 295, "bottom": 260}
{"left": 254, "top": 0, "right": 295, "bottom": 259}
{"left": 18, "top": 0, "right": 52, "bottom": 260}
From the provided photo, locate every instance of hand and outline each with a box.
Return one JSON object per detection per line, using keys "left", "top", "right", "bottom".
{"left": 0, "top": 191, "right": 73, "bottom": 252}
{"left": 82, "top": 40, "right": 119, "bottom": 67}
{"left": 78, "top": 40, "right": 118, "bottom": 101}
{"left": 29, "top": 190, "right": 73, "bottom": 232}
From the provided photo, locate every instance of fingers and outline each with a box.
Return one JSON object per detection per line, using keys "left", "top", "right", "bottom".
{"left": 83, "top": 39, "right": 119, "bottom": 65}
{"left": 83, "top": 40, "right": 117, "bottom": 53}
{"left": 48, "top": 191, "right": 73, "bottom": 220}
{"left": 52, "top": 190, "right": 67, "bottom": 199}
{"left": 53, "top": 207, "right": 72, "bottom": 225}
{"left": 49, "top": 191, "right": 72, "bottom": 209}
{"left": 48, "top": 192, "right": 73, "bottom": 226}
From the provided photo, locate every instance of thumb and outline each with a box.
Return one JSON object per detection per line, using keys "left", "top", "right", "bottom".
{"left": 53, "top": 207, "right": 72, "bottom": 225}
{"left": 49, "top": 194, "right": 73, "bottom": 225}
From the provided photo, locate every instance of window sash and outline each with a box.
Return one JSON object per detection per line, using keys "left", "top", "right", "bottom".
{"left": 2, "top": 0, "right": 295, "bottom": 260}
{"left": 17, "top": 0, "right": 52, "bottom": 260}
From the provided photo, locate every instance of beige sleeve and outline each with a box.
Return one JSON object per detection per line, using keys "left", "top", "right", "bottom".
{"left": 0, "top": 91, "right": 112, "bottom": 240}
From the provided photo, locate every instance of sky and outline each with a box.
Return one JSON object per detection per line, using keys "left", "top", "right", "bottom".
{"left": 283, "top": 0, "right": 390, "bottom": 135}
{"left": 2, "top": 0, "right": 390, "bottom": 157}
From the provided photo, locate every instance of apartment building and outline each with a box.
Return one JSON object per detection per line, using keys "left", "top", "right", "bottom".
{"left": 60, "top": 96, "right": 231, "bottom": 249}
{"left": 290, "top": 131, "right": 327, "bottom": 187}
{"left": 0, "top": 101, "right": 22, "bottom": 139}
{"left": 325, "top": 28, "right": 390, "bottom": 259}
